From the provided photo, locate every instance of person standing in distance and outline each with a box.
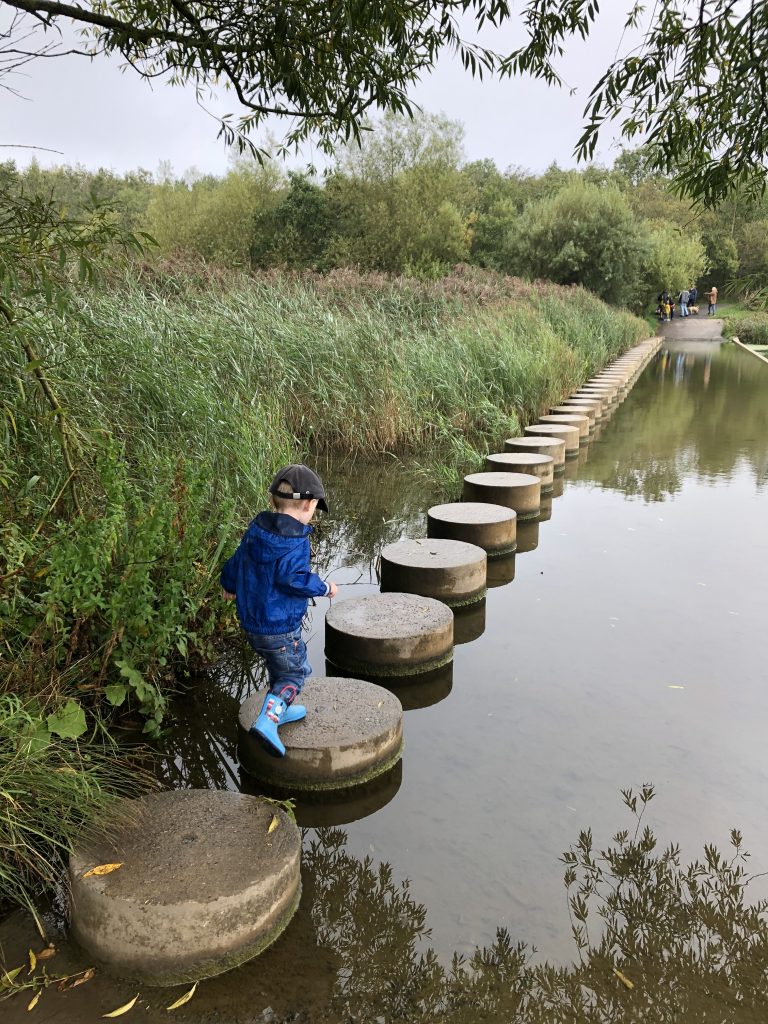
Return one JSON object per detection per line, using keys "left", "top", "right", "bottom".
{"left": 221, "top": 464, "right": 337, "bottom": 756}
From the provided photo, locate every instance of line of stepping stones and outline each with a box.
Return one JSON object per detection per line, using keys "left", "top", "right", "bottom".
{"left": 68, "top": 339, "right": 660, "bottom": 985}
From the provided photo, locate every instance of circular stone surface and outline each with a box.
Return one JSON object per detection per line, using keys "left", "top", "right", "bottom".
{"left": 524, "top": 423, "right": 580, "bottom": 451}
{"left": 69, "top": 791, "right": 301, "bottom": 986}
{"left": 504, "top": 435, "right": 566, "bottom": 469}
{"left": 562, "top": 397, "right": 603, "bottom": 415}
{"left": 463, "top": 471, "right": 541, "bottom": 519}
{"left": 238, "top": 678, "right": 403, "bottom": 790}
{"left": 380, "top": 538, "right": 487, "bottom": 607}
{"left": 551, "top": 403, "right": 596, "bottom": 423}
{"left": 486, "top": 451, "right": 554, "bottom": 491}
{"left": 427, "top": 502, "right": 517, "bottom": 556}
{"left": 325, "top": 593, "right": 453, "bottom": 677}
{"left": 539, "top": 413, "right": 590, "bottom": 438}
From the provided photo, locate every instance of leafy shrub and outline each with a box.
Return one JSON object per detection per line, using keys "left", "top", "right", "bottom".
{"left": 732, "top": 314, "right": 768, "bottom": 346}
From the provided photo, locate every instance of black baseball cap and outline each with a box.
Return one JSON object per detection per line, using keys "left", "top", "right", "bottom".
{"left": 269, "top": 464, "right": 329, "bottom": 513}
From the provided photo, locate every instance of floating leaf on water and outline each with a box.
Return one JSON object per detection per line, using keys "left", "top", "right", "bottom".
{"left": 82, "top": 863, "right": 124, "bottom": 878}
{"left": 267, "top": 815, "right": 279, "bottom": 834}
{"left": 612, "top": 967, "right": 635, "bottom": 990}
{"left": 102, "top": 993, "right": 139, "bottom": 1017}
{"left": 36, "top": 945, "right": 56, "bottom": 961}
{"left": 28, "top": 949, "right": 36, "bottom": 973}
{"left": 27, "top": 990, "right": 41, "bottom": 1011}
{"left": 166, "top": 981, "right": 198, "bottom": 1010}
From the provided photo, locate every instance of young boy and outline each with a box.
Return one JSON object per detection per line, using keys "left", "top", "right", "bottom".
{"left": 220, "top": 464, "right": 337, "bottom": 757}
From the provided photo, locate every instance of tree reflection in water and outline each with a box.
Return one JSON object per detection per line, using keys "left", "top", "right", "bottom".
{"left": 580, "top": 344, "right": 768, "bottom": 502}
{"left": 237, "top": 786, "right": 768, "bottom": 1024}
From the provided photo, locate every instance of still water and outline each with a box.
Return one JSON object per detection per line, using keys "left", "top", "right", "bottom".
{"left": 5, "top": 337, "right": 768, "bottom": 1021}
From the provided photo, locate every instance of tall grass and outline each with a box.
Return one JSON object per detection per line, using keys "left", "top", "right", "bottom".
{"left": 39, "top": 265, "right": 644, "bottom": 504}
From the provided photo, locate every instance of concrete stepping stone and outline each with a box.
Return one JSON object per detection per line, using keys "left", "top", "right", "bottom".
{"left": 68, "top": 790, "right": 301, "bottom": 986}
{"left": 238, "top": 677, "right": 403, "bottom": 791}
{"left": 427, "top": 501, "right": 517, "bottom": 556}
{"left": 524, "top": 422, "right": 580, "bottom": 456}
{"left": 380, "top": 537, "right": 487, "bottom": 607}
{"left": 561, "top": 397, "right": 604, "bottom": 419}
{"left": 504, "top": 435, "right": 566, "bottom": 472}
{"left": 325, "top": 593, "right": 454, "bottom": 678}
{"left": 539, "top": 412, "right": 590, "bottom": 441}
{"left": 486, "top": 451, "right": 554, "bottom": 492}
{"left": 551, "top": 402, "right": 597, "bottom": 425}
{"left": 463, "top": 471, "right": 541, "bottom": 520}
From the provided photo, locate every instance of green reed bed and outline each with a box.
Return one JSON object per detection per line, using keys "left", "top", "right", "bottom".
{"left": 1, "top": 264, "right": 644, "bottom": 913}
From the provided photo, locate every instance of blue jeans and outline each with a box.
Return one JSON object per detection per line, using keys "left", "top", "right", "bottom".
{"left": 681, "top": 302, "right": 688, "bottom": 316}
{"left": 246, "top": 627, "right": 311, "bottom": 704}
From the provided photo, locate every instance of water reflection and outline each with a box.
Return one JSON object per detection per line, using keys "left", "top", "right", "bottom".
{"left": 580, "top": 342, "right": 768, "bottom": 500}
{"left": 453, "top": 600, "right": 486, "bottom": 645}
{"left": 240, "top": 761, "right": 402, "bottom": 828}
{"left": 515, "top": 519, "right": 539, "bottom": 554}
{"left": 311, "top": 457, "right": 440, "bottom": 577}
{"left": 383, "top": 663, "right": 454, "bottom": 711}
{"left": 9, "top": 794, "right": 766, "bottom": 1022}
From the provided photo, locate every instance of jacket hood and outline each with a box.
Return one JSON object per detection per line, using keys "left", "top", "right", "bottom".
{"left": 245, "top": 511, "right": 313, "bottom": 563}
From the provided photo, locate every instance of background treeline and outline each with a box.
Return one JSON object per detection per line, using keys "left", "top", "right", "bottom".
{"left": 7, "top": 112, "right": 768, "bottom": 312}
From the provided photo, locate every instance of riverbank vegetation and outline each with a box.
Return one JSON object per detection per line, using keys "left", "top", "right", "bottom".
{"left": 1, "top": 249, "right": 644, "bottom": 914}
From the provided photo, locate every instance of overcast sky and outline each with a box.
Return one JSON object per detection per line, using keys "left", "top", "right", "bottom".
{"left": 2, "top": 6, "right": 638, "bottom": 178}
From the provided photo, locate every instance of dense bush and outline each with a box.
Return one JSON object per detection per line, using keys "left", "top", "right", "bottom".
{"left": 730, "top": 313, "right": 768, "bottom": 345}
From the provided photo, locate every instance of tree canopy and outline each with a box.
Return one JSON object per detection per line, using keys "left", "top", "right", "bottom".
{"left": 3, "top": 1, "right": 768, "bottom": 205}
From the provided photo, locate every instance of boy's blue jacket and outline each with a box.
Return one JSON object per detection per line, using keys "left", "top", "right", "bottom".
{"left": 220, "top": 511, "right": 329, "bottom": 635}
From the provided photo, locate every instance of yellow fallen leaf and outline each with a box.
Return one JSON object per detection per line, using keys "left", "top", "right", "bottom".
{"left": 267, "top": 815, "right": 279, "bottom": 834}
{"left": 102, "top": 993, "right": 139, "bottom": 1017}
{"left": 612, "top": 967, "right": 635, "bottom": 990}
{"left": 377, "top": 701, "right": 384, "bottom": 708}
{"left": 166, "top": 981, "right": 198, "bottom": 1010}
{"left": 36, "top": 945, "right": 56, "bottom": 961}
{"left": 28, "top": 949, "right": 36, "bottom": 973}
{"left": 27, "top": 989, "right": 41, "bottom": 1011}
{"left": 82, "top": 863, "right": 124, "bottom": 878}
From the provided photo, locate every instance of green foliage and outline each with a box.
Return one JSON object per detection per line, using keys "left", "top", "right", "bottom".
{"left": 641, "top": 221, "right": 707, "bottom": 298}
{"left": 504, "top": 182, "right": 647, "bottom": 308}
{"left": 727, "top": 314, "right": 768, "bottom": 345}
{"left": 0, "top": 695, "right": 149, "bottom": 923}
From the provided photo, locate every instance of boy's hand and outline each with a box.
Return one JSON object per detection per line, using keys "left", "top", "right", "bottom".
{"left": 327, "top": 581, "right": 338, "bottom": 599}
{"left": 222, "top": 589, "right": 236, "bottom": 600}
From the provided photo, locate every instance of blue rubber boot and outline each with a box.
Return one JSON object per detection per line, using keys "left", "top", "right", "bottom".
{"left": 274, "top": 684, "right": 305, "bottom": 726}
{"left": 282, "top": 703, "right": 306, "bottom": 725}
{"left": 250, "top": 693, "right": 288, "bottom": 757}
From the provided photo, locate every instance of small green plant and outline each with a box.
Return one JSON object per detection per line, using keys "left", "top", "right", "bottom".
{"left": 0, "top": 695, "right": 151, "bottom": 928}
